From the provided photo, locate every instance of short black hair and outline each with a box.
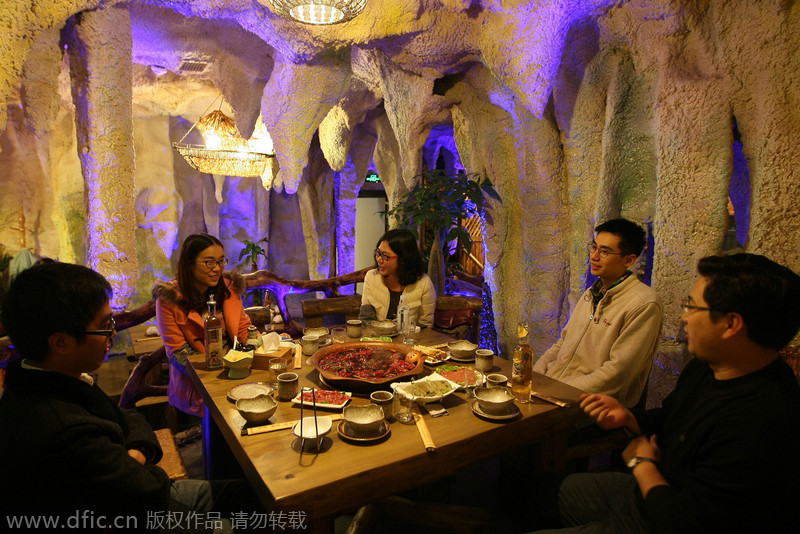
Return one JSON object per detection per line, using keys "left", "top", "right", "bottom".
{"left": 1, "top": 263, "right": 112, "bottom": 361}
{"left": 697, "top": 253, "right": 800, "bottom": 350}
{"left": 595, "top": 218, "right": 647, "bottom": 257}
{"left": 376, "top": 228, "right": 426, "bottom": 286}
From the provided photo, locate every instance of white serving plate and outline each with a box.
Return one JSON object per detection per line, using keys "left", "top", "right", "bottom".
{"left": 291, "top": 390, "right": 352, "bottom": 409}
{"left": 391, "top": 374, "right": 461, "bottom": 404}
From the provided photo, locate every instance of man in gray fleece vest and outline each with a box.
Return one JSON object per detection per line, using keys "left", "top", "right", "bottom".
{"left": 533, "top": 218, "right": 663, "bottom": 408}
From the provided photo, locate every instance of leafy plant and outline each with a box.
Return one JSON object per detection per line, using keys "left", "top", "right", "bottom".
{"left": 385, "top": 169, "right": 499, "bottom": 255}
{"left": 383, "top": 169, "right": 500, "bottom": 293}
{"left": 238, "top": 237, "right": 269, "bottom": 306}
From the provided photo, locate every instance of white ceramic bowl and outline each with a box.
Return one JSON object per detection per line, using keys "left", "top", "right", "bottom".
{"left": 236, "top": 394, "right": 277, "bottom": 425}
{"left": 447, "top": 340, "right": 478, "bottom": 360}
{"left": 342, "top": 404, "right": 385, "bottom": 436}
{"left": 223, "top": 350, "right": 254, "bottom": 379}
{"left": 303, "top": 327, "right": 330, "bottom": 344}
{"left": 293, "top": 416, "right": 333, "bottom": 439}
{"left": 370, "top": 320, "right": 398, "bottom": 336}
{"left": 474, "top": 387, "right": 516, "bottom": 414}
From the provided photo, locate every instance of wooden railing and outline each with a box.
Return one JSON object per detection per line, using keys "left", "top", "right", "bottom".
{"left": 113, "top": 266, "right": 372, "bottom": 336}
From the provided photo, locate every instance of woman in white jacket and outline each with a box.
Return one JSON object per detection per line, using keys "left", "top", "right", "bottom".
{"left": 360, "top": 228, "right": 437, "bottom": 327}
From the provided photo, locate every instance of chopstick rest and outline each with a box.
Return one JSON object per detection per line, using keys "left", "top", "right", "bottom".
{"left": 242, "top": 413, "right": 343, "bottom": 436}
{"left": 412, "top": 405, "right": 437, "bottom": 452}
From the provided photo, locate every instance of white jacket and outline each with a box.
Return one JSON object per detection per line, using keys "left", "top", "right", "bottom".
{"left": 360, "top": 269, "right": 437, "bottom": 327}
{"left": 532, "top": 274, "right": 662, "bottom": 407}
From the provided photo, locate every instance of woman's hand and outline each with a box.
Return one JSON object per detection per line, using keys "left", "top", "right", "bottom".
{"left": 579, "top": 393, "right": 640, "bottom": 433}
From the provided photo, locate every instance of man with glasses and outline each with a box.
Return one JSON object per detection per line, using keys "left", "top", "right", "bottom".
{"left": 533, "top": 218, "right": 662, "bottom": 408}
{"left": 536, "top": 253, "right": 800, "bottom": 533}
{"left": 0, "top": 263, "right": 263, "bottom": 531}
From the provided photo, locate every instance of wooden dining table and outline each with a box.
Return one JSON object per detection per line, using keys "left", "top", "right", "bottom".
{"left": 184, "top": 328, "right": 587, "bottom": 531}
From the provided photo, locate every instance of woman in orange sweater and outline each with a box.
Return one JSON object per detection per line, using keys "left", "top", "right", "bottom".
{"left": 153, "top": 233, "right": 252, "bottom": 416}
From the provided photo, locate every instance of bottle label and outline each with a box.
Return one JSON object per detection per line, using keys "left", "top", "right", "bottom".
{"left": 206, "top": 327, "right": 224, "bottom": 369}
{"left": 512, "top": 355, "right": 528, "bottom": 378}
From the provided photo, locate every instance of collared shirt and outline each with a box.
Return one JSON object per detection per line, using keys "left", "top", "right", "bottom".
{"left": 590, "top": 271, "right": 632, "bottom": 312}
{"left": 21, "top": 359, "right": 95, "bottom": 385}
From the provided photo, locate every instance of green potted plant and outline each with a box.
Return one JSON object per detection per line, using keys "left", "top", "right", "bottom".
{"left": 384, "top": 169, "right": 500, "bottom": 294}
{"left": 238, "top": 237, "right": 270, "bottom": 307}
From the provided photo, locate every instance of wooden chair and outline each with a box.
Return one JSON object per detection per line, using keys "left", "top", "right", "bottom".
{"left": 154, "top": 428, "right": 189, "bottom": 480}
{"left": 301, "top": 294, "right": 362, "bottom": 328}
{"left": 432, "top": 295, "right": 483, "bottom": 344}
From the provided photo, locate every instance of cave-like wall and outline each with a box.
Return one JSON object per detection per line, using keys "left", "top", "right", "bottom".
{"left": 1, "top": 0, "right": 799, "bottom": 405}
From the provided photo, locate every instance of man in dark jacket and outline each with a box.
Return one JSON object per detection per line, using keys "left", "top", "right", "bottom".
{"left": 535, "top": 253, "right": 800, "bottom": 533}
{"left": 0, "top": 263, "right": 260, "bottom": 532}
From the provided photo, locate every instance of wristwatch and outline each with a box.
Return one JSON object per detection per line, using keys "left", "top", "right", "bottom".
{"left": 627, "top": 456, "right": 657, "bottom": 469}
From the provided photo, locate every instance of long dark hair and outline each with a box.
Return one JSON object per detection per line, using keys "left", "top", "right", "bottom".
{"left": 376, "top": 228, "right": 426, "bottom": 286}
{"left": 176, "top": 233, "right": 230, "bottom": 313}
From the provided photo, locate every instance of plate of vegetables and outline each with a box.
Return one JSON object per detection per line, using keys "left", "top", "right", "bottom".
{"left": 392, "top": 374, "right": 461, "bottom": 404}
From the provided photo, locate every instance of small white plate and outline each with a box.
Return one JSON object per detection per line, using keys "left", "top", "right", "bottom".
{"left": 470, "top": 399, "right": 521, "bottom": 421}
{"left": 423, "top": 354, "right": 451, "bottom": 366}
{"left": 291, "top": 390, "right": 352, "bottom": 409}
{"left": 337, "top": 420, "right": 391, "bottom": 442}
{"left": 292, "top": 416, "right": 333, "bottom": 439}
{"left": 447, "top": 351, "right": 476, "bottom": 362}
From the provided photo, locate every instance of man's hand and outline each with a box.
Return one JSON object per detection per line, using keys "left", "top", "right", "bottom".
{"left": 579, "top": 393, "right": 640, "bottom": 434}
{"left": 622, "top": 434, "right": 660, "bottom": 465}
{"left": 622, "top": 435, "right": 668, "bottom": 497}
{"left": 127, "top": 448, "right": 147, "bottom": 465}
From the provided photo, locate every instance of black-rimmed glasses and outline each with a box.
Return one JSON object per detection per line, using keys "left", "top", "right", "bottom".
{"left": 84, "top": 317, "right": 116, "bottom": 339}
{"left": 680, "top": 297, "right": 715, "bottom": 314}
{"left": 374, "top": 250, "right": 398, "bottom": 263}
{"left": 200, "top": 258, "right": 229, "bottom": 270}
{"left": 587, "top": 242, "right": 630, "bottom": 259}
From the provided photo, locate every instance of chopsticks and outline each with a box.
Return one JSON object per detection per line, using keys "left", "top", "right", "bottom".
{"left": 293, "top": 343, "right": 302, "bottom": 369}
{"left": 412, "top": 404, "right": 436, "bottom": 453}
{"left": 241, "top": 413, "right": 343, "bottom": 436}
{"left": 530, "top": 390, "right": 571, "bottom": 408}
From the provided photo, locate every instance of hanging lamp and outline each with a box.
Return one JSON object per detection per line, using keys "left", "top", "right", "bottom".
{"left": 266, "top": 0, "right": 367, "bottom": 25}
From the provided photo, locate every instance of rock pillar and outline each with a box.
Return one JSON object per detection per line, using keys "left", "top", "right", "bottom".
{"left": 66, "top": 6, "right": 136, "bottom": 310}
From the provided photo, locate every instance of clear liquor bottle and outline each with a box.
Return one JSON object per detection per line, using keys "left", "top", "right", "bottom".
{"left": 511, "top": 321, "right": 533, "bottom": 403}
{"left": 204, "top": 295, "right": 224, "bottom": 370}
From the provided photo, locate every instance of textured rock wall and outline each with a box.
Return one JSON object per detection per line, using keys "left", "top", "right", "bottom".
{"left": 1, "top": 1, "right": 799, "bottom": 405}
{"left": 65, "top": 6, "right": 138, "bottom": 311}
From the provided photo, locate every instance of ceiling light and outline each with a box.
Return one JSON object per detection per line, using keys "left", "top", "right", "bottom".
{"left": 173, "top": 110, "right": 276, "bottom": 185}
{"left": 266, "top": 0, "right": 367, "bottom": 25}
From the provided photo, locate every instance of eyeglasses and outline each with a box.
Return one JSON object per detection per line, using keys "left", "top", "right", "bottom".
{"left": 374, "top": 250, "right": 398, "bottom": 263}
{"left": 84, "top": 317, "right": 116, "bottom": 339}
{"left": 587, "top": 242, "right": 630, "bottom": 260}
{"left": 199, "top": 258, "right": 229, "bottom": 270}
{"left": 680, "top": 297, "right": 715, "bottom": 314}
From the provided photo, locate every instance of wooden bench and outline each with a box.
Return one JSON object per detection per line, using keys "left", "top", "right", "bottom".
{"left": 301, "top": 294, "right": 362, "bottom": 328}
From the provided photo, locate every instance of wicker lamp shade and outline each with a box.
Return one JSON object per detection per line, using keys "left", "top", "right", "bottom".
{"left": 266, "top": 0, "right": 367, "bottom": 25}
{"left": 173, "top": 110, "right": 275, "bottom": 179}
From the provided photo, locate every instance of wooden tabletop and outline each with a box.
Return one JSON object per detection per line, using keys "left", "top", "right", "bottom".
{"left": 185, "top": 331, "right": 587, "bottom": 523}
